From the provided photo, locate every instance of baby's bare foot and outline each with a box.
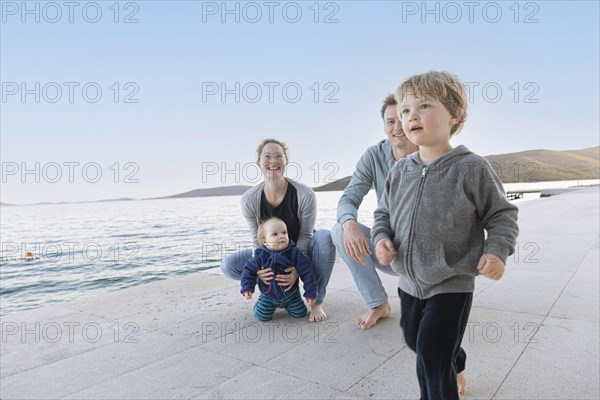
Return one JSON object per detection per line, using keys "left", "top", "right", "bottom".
{"left": 309, "top": 304, "right": 327, "bottom": 322}
{"left": 457, "top": 371, "right": 467, "bottom": 396}
{"left": 355, "top": 300, "right": 391, "bottom": 330}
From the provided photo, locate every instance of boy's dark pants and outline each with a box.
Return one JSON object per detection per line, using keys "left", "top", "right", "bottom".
{"left": 398, "top": 288, "right": 473, "bottom": 400}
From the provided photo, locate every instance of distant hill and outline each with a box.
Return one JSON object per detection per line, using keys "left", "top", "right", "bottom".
{"left": 486, "top": 146, "right": 599, "bottom": 183}
{"left": 97, "top": 198, "right": 135, "bottom": 203}
{"left": 314, "top": 176, "right": 351, "bottom": 192}
{"left": 314, "top": 146, "right": 600, "bottom": 191}
{"left": 49, "top": 198, "right": 135, "bottom": 205}
{"left": 1, "top": 198, "right": 135, "bottom": 207}
{"left": 162, "top": 185, "right": 253, "bottom": 199}
{"left": 4, "top": 147, "right": 598, "bottom": 205}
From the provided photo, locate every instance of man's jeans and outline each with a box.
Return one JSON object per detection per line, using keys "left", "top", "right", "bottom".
{"left": 331, "top": 222, "right": 397, "bottom": 308}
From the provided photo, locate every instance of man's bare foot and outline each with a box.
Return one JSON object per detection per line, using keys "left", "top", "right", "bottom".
{"left": 309, "top": 304, "right": 327, "bottom": 322}
{"left": 355, "top": 300, "right": 391, "bottom": 330}
{"left": 457, "top": 371, "right": 467, "bottom": 396}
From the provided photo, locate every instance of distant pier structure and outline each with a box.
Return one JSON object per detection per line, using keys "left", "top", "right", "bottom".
{"left": 506, "top": 189, "right": 545, "bottom": 200}
{"left": 506, "top": 187, "right": 581, "bottom": 200}
{"left": 507, "top": 191, "right": 525, "bottom": 200}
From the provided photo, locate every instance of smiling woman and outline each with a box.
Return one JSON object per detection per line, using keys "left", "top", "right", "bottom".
{"left": 219, "top": 138, "right": 336, "bottom": 322}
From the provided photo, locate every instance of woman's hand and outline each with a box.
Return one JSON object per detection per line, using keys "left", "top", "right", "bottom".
{"left": 276, "top": 266, "right": 298, "bottom": 292}
{"left": 257, "top": 267, "right": 273, "bottom": 284}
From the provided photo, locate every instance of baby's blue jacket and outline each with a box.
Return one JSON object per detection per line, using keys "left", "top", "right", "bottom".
{"left": 240, "top": 240, "right": 318, "bottom": 301}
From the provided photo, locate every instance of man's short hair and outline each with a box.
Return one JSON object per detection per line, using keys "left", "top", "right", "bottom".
{"left": 380, "top": 94, "right": 397, "bottom": 120}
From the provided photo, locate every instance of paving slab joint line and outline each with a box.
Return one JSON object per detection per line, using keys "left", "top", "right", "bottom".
{"left": 259, "top": 363, "right": 346, "bottom": 393}
{"left": 201, "top": 320, "right": 350, "bottom": 366}
{"left": 489, "top": 247, "right": 598, "bottom": 400}
{"left": 200, "top": 345, "right": 261, "bottom": 367}
{"left": 140, "top": 313, "right": 221, "bottom": 336}
{"left": 470, "top": 305, "right": 548, "bottom": 319}
{"left": 58, "top": 345, "right": 248, "bottom": 400}
{"left": 472, "top": 278, "right": 499, "bottom": 299}
{"left": 254, "top": 346, "right": 405, "bottom": 394}
{"left": 1, "top": 333, "right": 122, "bottom": 380}
{"left": 489, "top": 339, "right": 533, "bottom": 400}
{"left": 7, "top": 329, "right": 228, "bottom": 397}
{"left": 369, "top": 345, "right": 402, "bottom": 361}
{"left": 343, "top": 347, "right": 405, "bottom": 395}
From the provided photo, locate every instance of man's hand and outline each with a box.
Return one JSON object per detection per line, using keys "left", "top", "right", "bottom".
{"left": 375, "top": 238, "right": 396, "bottom": 266}
{"left": 343, "top": 219, "right": 372, "bottom": 265}
{"left": 257, "top": 267, "right": 273, "bottom": 284}
{"left": 477, "top": 253, "right": 505, "bottom": 280}
{"left": 243, "top": 292, "right": 252, "bottom": 300}
{"left": 275, "top": 266, "right": 298, "bottom": 292}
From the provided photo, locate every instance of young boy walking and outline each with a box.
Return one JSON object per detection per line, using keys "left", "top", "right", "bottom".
{"left": 372, "top": 71, "right": 519, "bottom": 399}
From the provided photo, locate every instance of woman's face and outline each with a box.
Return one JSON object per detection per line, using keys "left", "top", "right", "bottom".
{"left": 259, "top": 143, "right": 287, "bottom": 182}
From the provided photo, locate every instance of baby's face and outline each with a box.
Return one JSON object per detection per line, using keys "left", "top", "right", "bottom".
{"left": 262, "top": 219, "right": 289, "bottom": 251}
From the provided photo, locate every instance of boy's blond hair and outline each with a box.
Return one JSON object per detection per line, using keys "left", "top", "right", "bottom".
{"left": 396, "top": 71, "right": 468, "bottom": 136}
{"left": 257, "top": 216, "right": 285, "bottom": 244}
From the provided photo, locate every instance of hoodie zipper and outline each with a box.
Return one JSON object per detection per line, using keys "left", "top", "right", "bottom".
{"left": 263, "top": 253, "right": 276, "bottom": 295}
{"left": 405, "top": 165, "right": 429, "bottom": 299}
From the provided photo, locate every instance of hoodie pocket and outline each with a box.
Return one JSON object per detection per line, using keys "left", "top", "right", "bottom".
{"left": 390, "top": 236, "right": 407, "bottom": 275}
{"left": 413, "top": 261, "right": 454, "bottom": 285}
{"left": 410, "top": 239, "right": 455, "bottom": 285}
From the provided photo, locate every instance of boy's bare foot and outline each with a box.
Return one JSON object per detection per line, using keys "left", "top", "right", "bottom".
{"left": 457, "top": 371, "right": 467, "bottom": 396}
{"left": 355, "top": 300, "right": 391, "bottom": 330}
{"left": 309, "top": 304, "right": 327, "bottom": 322}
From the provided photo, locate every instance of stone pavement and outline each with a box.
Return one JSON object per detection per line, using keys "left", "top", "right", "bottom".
{"left": 1, "top": 188, "right": 599, "bottom": 399}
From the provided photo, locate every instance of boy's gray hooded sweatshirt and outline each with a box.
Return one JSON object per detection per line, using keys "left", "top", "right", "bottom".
{"left": 372, "top": 145, "right": 519, "bottom": 299}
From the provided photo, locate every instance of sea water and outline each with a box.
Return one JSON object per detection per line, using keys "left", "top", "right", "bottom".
{"left": 1, "top": 180, "right": 596, "bottom": 315}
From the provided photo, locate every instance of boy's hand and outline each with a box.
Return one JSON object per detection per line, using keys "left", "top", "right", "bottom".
{"left": 477, "top": 253, "right": 505, "bottom": 280}
{"left": 307, "top": 298, "right": 316, "bottom": 306}
{"left": 376, "top": 238, "right": 397, "bottom": 265}
{"left": 276, "top": 266, "right": 298, "bottom": 292}
{"left": 243, "top": 292, "right": 253, "bottom": 300}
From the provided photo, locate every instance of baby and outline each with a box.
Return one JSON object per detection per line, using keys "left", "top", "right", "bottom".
{"left": 241, "top": 217, "right": 318, "bottom": 321}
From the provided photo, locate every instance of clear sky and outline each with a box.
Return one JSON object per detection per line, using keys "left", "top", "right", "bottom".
{"left": 1, "top": 0, "right": 599, "bottom": 204}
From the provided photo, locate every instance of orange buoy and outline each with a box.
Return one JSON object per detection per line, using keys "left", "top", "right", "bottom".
{"left": 25, "top": 251, "right": 35, "bottom": 261}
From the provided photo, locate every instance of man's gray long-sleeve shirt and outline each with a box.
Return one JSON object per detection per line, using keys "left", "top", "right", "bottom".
{"left": 336, "top": 140, "right": 396, "bottom": 226}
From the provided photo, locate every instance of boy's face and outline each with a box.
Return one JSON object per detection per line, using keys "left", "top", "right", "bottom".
{"left": 398, "top": 92, "right": 458, "bottom": 149}
{"left": 262, "top": 219, "right": 289, "bottom": 251}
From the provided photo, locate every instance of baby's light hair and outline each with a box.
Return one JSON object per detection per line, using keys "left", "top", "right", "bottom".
{"left": 396, "top": 71, "right": 468, "bottom": 136}
{"left": 257, "top": 216, "right": 286, "bottom": 244}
